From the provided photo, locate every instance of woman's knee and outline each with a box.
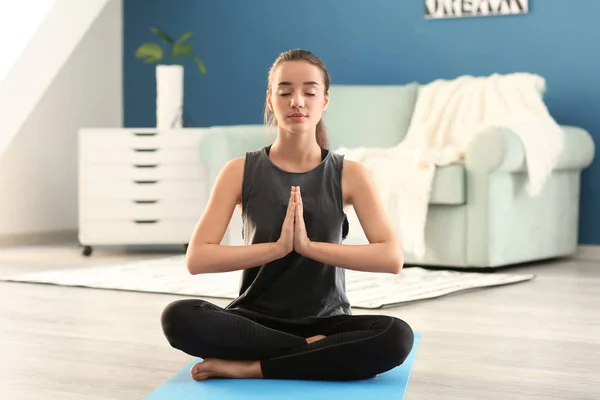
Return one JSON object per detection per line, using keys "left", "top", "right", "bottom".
{"left": 384, "top": 317, "right": 414, "bottom": 365}
{"left": 160, "top": 299, "right": 213, "bottom": 345}
{"left": 390, "top": 318, "right": 415, "bottom": 365}
{"left": 161, "top": 300, "right": 191, "bottom": 343}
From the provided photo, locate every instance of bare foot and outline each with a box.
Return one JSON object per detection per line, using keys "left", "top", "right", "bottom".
{"left": 305, "top": 334, "right": 327, "bottom": 344}
{"left": 190, "top": 358, "right": 263, "bottom": 381}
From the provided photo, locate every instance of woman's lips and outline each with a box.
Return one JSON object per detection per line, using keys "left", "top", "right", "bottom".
{"left": 288, "top": 113, "right": 307, "bottom": 121}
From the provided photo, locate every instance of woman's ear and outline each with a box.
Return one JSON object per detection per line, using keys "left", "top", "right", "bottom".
{"left": 323, "top": 90, "right": 330, "bottom": 111}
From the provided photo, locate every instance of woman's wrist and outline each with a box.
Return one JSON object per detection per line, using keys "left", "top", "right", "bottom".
{"left": 273, "top": 241, "right": 291, "bottom": 259}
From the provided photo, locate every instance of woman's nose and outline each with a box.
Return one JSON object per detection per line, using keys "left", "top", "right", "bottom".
{"left": 291, "top": 94, "right": 305, "bottom": 108}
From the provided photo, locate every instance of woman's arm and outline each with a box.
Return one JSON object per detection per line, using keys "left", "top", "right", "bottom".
{"left": 301, "top": 160, "right": 403, "bottom": 274}
{"left": 185, "top": 157, "right": 288, "bottom": 275}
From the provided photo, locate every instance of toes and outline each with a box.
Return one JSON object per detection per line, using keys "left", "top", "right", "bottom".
{"left": 190, "top": 361, "right": 208, "bottom": 380}
{"left": 193, "top": 373, "right": 209, "bottom": 381}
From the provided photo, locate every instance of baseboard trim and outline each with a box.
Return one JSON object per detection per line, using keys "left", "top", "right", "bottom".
{"left": 0, "top": 230, "right": 78, "bottom": 247}
{"left": 575, "top": 245, "right": 600, "bottom": 261}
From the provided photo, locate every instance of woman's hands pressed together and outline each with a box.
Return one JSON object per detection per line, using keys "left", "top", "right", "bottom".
{"left": 292, "top": 186, "right": 311, "bottom": 255}
{"left": 276, "top": 186, "right": 311, "bottom": 257}
{"left": 273, "top": 175, "right": 402, "bottom": 274}
{"left": 276, "top": 186, "right": 296, "bottom": 255}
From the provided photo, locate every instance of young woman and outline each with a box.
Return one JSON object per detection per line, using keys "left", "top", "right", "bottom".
{"left": 161, "top": 49, "right": 414, "bottom": 382}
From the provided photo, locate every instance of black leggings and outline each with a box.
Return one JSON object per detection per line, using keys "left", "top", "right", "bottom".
{"left": 161, "top": 299, "right": 414, "bottom": 381}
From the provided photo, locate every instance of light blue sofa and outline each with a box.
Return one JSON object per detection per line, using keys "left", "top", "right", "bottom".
{"left": 198, "top": 83, "right": 595, "bottom": 268}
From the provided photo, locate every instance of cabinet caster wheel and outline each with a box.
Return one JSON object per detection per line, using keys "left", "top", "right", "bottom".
{"left": 81, "top": 245, "right": 92, "bottom": 257}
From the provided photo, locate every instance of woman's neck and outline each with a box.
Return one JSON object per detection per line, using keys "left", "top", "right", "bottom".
{"left": 269, "top": 128, "right": 322, "bottom": 167}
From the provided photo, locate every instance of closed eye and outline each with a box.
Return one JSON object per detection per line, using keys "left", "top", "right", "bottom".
{"left": 279, "top": 93, "right": 317, "bottom": 97}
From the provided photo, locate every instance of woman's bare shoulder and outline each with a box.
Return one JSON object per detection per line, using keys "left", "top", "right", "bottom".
{"left": 340, "top": 158, "right": 366, "bottom": 203}
{"left": 224, "top": 156, "right": 246, "bottom": 173}
{"left": 216, "top": 156, "right": 246, "bottom": 200}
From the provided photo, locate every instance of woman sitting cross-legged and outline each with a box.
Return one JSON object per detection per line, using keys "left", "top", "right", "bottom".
{"left": 161, "top": 48, "right": 414, "bottom": 382}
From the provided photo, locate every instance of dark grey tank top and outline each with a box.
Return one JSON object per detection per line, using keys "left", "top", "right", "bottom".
{"left": 225, "top": 145, "right": 351, "bottom": 324}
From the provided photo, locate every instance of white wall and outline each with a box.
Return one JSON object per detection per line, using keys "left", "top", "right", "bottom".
{"left": 0, "top": 0, "right": 122, "bottom": 236}
{"left": 0, "top": 0, "right": 56, "bottom": 83}
{"left": 0, "top": 0, "right": 56, "bottom": 84}
{"left": 0, "top": 0, "right": 111, "bottom": 158}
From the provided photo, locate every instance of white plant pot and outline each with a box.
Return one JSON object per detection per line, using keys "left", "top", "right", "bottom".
{"left": 156, "top": 64, "right": 184, "bottom": 128}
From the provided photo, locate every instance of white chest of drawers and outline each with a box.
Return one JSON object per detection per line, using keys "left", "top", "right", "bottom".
{"left": 78, "top": 128, "right": 207, "bottom": 256}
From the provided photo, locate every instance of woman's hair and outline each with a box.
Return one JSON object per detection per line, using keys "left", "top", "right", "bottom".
{"left": 264, "top": 49, "right": 330, "bottom": 149}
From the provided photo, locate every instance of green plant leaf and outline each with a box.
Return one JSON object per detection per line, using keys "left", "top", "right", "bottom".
{"left": 193, "top": 56, "right": 207, "bottom": 75}
{"left": 135, "top": 43, "right": 163, "bottom": 63}
{"left": 172, "top": 43, "right": 193, "bottom": 57}
{"left": 175, "top": 31, "right": 193, "bottom": 46}
{"left": 150, "top": 27, "right": 174, "bottom": 44}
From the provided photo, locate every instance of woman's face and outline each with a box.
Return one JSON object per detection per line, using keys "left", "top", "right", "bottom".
{"left": 268, "top": 61, "right": 329, "bottom": 133}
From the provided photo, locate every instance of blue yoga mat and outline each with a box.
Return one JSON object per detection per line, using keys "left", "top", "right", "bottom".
{"left": 146, "top": 333, "right": 419, "bottom": 400}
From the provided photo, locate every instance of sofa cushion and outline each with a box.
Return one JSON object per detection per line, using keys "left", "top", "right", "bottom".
{"left": 430, "top": 164, "right": 465, "bottom": 205}
{"left": 323, "top": 83, "right": 419, "bottom": 149}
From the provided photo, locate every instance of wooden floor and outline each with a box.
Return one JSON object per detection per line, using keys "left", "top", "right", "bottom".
{"left": 0, "top": 242, "right": 599, "bottom": 400}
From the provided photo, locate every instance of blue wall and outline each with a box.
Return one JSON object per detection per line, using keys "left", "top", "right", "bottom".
{"left": 124, "top": 0, "right": 600, "bottom": 244}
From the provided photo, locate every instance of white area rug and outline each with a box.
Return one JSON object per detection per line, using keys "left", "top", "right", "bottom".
{"left": 0, "top": 255, "right": 535, "bottom": 309}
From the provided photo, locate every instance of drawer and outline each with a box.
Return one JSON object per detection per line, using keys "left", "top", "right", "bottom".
{"left": 80, "top": 148, "right": 202, "bottom": 165}
{"left": 79, "top": 130, "right": 204, "bottom": 149}
{"left": 82, "top": 199, "right": 205, "bottom": 220}
{"left": 79, "top": 219, "right": 198, "bottom": 245}
{"left": 81, "top": 165, "right": 207, "bottom": 181}
{"left": 81, "top": 180, "right": 206, "bottom": 200}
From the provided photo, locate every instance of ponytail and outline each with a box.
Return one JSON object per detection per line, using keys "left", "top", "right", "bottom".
{"left": 316, "top": 119, "right": 329, "bottom": 149}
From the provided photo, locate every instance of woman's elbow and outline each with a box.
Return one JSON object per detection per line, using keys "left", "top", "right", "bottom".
{"left": 185, "top": 248, "right": 204, "bottom": 275}
{"left": 388, "top": 243, "right": 404, "bottom": 274}
{"left": 185, "top": 257, "right": 199, "bottom": 275}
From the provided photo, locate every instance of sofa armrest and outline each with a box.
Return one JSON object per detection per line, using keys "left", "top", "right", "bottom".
{"left": 463, "top": 124, "right": 594, "bottom": 267}
{"left": 198, "top": 125, "right": 273, "bottom": 189}
{"left": 465, "top": 125, "right": 595, "bottom": 173}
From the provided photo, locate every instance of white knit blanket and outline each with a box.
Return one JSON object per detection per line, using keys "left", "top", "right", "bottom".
{"left": 335, "top": 73, "right": 564, "bottom": 259}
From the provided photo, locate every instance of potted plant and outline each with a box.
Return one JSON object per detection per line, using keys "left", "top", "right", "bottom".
{"left": 135, "top": 28, "right": 207, "bottom": 128}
